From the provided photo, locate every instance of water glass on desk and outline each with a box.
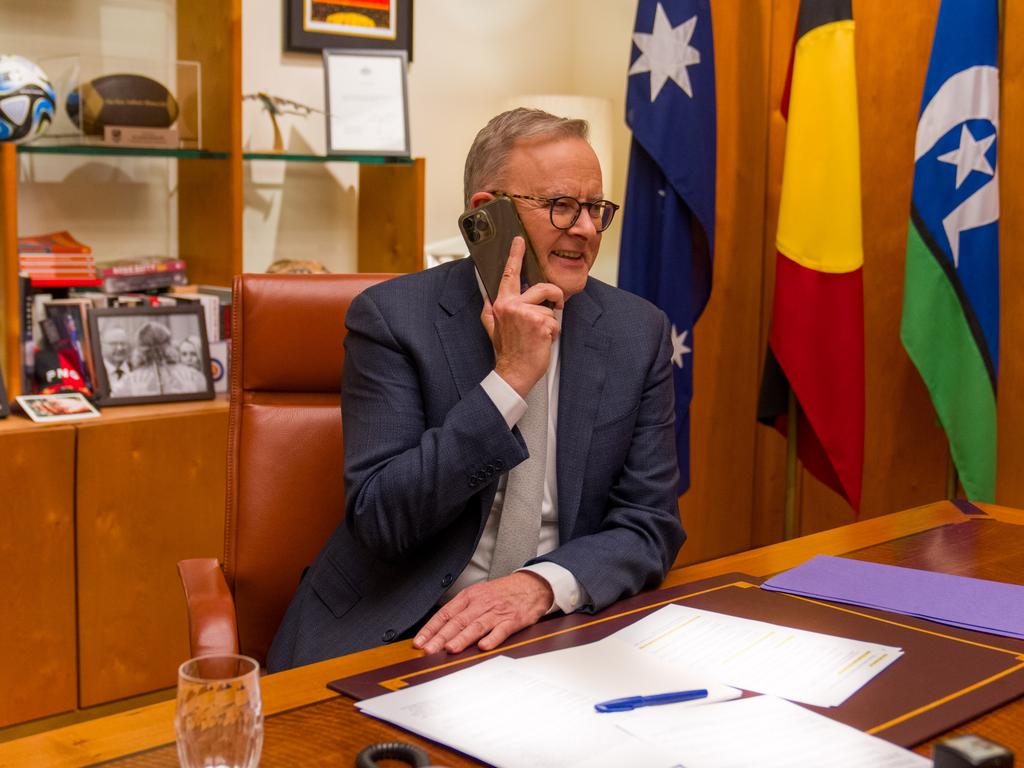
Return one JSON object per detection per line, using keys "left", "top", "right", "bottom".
{"left": 175, "top": 654, "right": 263, "bottom": 768}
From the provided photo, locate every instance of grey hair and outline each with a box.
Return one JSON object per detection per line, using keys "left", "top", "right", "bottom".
{"left": 463, "top": 108, "right": 590, "bottom": 206}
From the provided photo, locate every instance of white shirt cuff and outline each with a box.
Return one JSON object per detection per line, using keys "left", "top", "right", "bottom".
{"left": 518, "top": 562, "right": 588, "bottom": 615}
{"left": 481, "top": 370, "right": 527, "bottom": 429}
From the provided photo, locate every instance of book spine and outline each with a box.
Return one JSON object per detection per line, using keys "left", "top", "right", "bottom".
{"left": 18, "top": 245, "right": 92, "bottom": 254}
{"left": 96, "top": 259, "right": 188, "bottom": 278}
{"left": 20, "top": 274, "right": 32, "bottom": 394}
{"left": 102, "top": 270, "right": 188, "bottom": 293}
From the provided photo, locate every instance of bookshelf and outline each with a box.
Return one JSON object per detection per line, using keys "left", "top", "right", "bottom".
{"left": 0, "top": 0, "right": 425, "bottom": 398}
{"left": 0, "top": 0, "right": 424, "bottom": 729}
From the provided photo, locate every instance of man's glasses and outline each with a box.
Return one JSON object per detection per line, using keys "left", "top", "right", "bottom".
{"left": 491, "top": 191, "right": 620, "bottom": 232}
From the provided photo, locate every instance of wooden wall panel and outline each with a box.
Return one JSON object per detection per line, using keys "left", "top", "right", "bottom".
{"left": 75, "top": 405, "right": 227, "bottom": 707}
{"left": 177, "top": 0, "right": 243, "bottom": 284}
{"left": 0, "top": 421, "right": 76, "bottom": 727}
{"left": 750, "top": 0, "right": 798, "bottom": 545}
{"left": 358, "top": 159, "right": 426, "bottom": 273}
{"left": 996, "top": 0, "right": 1024, "bottom": 507}
{"left": 677, "top": 0, "right": 774, "bottom": 565}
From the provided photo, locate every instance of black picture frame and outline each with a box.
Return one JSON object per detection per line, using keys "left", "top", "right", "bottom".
{"left": 87, "top": 306, "right": 215, "bottom": 406}
{"left": 286, "top": 0, "right": 413, "bottom": 58}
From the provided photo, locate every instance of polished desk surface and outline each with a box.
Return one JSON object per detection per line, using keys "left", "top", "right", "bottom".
{"left": 2, "top": 500, "right": 1022, "bottom": 767}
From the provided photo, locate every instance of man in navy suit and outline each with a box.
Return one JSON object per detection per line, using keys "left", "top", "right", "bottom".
{"left": 267, "top": 109, "right": 685, "bottom": 671}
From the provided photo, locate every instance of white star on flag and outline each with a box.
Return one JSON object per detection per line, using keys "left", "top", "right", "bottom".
{"left": 937, "top": 124, "right": 995, "bottom": 188}
{"left": 629, "top": 3, "right": 701, "bottom": 102}
{"left": 670, "top": 325, "right": 691, "bottom": 369}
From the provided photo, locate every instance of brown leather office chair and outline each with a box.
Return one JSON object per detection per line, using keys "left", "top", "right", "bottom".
{"left": 177, "top": 272, "right": 393, "bottom": 666}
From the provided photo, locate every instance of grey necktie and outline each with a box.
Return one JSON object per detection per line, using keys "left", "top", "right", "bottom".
{"left": 489, "top": 374, "right": 548, "bottom": 579}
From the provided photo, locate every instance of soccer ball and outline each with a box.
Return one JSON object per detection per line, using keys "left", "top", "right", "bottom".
{"left": 0, "top": 55, "right": 56, "bottom": 143}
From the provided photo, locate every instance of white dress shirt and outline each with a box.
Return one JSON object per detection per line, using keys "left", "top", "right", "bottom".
{"left": 441, "top": 274, "right": 590, "bottom": 614}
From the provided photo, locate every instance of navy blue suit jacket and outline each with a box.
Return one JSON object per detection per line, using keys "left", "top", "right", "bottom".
{"left": 266, "top": 257, "right": 685, "bottom": 671}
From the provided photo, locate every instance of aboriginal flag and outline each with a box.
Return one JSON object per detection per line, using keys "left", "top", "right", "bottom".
{"left": 757, "top": 0, "right": 864, "bottom": 511}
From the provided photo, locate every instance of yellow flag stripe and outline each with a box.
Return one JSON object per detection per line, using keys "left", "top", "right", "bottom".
{"left": 776, "top": 19, "right": 863, "bottom": 274}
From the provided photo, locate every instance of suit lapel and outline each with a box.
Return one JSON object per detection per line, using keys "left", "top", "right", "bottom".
{"left": 435, "top": 259, "right": 500, "bottom": 527}
{"left": 435, "top": 259, "right": 494, "bottom": 399}
{"left": 557, "top": 284, "right": 608, "bottom": 541}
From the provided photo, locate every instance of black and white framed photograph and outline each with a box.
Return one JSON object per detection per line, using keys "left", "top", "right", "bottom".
{"left": 323, "top": 48, "right": 410, "bottom": 157}
{"left": 287, "top": 0, "right": 413, "bottom": 58}
{"left": 87, "top": 306, "right": 214, "bottom": 406}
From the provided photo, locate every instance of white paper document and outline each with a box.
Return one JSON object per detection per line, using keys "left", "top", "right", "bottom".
{"left": 357, "top": 655, "right": 680, "bottom": 768}
{"left": 619, "top": 694, "right": 931, "bottom": 768}
{"left": 511, "top": 634, "right": 742, "bottom": 705}
{"left": 615, "top": 604, "right": 903, "bottom": 706}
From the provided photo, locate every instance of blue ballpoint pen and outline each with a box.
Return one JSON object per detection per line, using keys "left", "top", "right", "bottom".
{"left": 594, "top": 688, "right": 708, "bottom": 713}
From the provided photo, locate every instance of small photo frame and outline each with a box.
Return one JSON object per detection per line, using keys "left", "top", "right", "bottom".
{"left": 88, "top": 306, "right": 215, "bottom": 406}
{"left": 16, "top": 393, "right": 100, "bottom": 423}
{"left": 323, "top": 48, "right": 410, "bottom": 157}
{"left": 287, "top": 0, "right": 413, "bottom": 58}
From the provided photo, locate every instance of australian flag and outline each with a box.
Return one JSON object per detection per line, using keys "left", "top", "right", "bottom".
{"left": 618, "top": 0, "right": 716, "bottom": 495}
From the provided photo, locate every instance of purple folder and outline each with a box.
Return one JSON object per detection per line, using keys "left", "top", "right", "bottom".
{"left": 761, "top": 555, "right": 1024, "bottom": 640}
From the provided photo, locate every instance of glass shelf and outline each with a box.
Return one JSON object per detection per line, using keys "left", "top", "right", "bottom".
{"left": 243, "top": 151, "right": 413, "bottom": 164}
{"left": 16, "top": 146, "right": 412, "bottom": 163}
{"left": 18, "top": 144, "right": 229, "bottom": 160}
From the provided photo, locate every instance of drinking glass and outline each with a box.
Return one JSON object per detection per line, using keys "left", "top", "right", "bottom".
{"left": 175, "top": 653, "right": 263, "bottom": 768}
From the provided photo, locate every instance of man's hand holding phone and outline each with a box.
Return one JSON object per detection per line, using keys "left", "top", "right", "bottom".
{"left": 481, "top": 236, "right": 563, "bottom": 398}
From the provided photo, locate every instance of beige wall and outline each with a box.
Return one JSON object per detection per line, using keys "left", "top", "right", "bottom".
{"left": 0, "top": 0, "right": 178, "bottom": 261}
{"left": 242, "top": 0, "right": 638, "bottom": 284}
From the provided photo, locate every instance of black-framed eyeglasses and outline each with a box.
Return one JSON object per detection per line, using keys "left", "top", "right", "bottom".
{"left": 491, "top": 191, "right": 620, "bottom": 232}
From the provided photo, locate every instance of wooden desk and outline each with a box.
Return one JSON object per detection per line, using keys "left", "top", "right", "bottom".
{"left": 2, "top": 500, "right": 1022, "bottom": 767}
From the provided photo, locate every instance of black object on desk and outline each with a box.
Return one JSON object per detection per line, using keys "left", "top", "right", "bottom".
{"left": 356, "top": 741, "right": 431, "bottom": 768}
{"left": 934, "top": 735, "right": 1014, "bottom": 768}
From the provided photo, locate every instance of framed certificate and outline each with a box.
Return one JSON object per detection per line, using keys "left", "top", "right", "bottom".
{"left": 323, "top": 49, "right": 410, "bottom": 157}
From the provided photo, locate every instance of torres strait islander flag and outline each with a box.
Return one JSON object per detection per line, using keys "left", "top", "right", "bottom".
{"left": 618, "top": 0, "right": 716, "bottom": 496}
{"left": 757, "top": 0, "right": 864, "bottom": 510}
{"left": 902, "top": 0, "right": 999, "bottom": 501}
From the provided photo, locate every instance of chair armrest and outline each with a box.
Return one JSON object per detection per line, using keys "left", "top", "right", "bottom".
{"left": 177, "top": 558, "right": 240, "bottom": 658}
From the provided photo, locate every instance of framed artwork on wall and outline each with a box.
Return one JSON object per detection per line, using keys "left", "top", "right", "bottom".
{"left": 286, "top": 0, "right": 414, "bottom": 58}
{"left": 87, "top": 306, "right": 214, "bottom": 406}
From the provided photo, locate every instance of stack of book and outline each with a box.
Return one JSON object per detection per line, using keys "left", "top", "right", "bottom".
{"left": 96, "top": 256, "right": 188, "bottom": 293}
{"left": 18, "top": 231, "right": 101, "bottom": 288}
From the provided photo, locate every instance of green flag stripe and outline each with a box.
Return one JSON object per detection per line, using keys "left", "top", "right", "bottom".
{"left": 902, "top": 219, "right": 996, "bottom": 501}
{"left": 910, "top": 205, "right": 997, "bottom": 392}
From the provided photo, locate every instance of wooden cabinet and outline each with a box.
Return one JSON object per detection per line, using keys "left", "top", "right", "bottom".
{"left": 75, "top": 400, "right": 227, "bottom": 707}
{"left": 0, "top": 399, "right": 228, "bottom": 728}
{"left": 0, "top": 0, "right": 422, "bottom": 729}
{"left": 0, "top": 419, "right": 76, "bottom": 728}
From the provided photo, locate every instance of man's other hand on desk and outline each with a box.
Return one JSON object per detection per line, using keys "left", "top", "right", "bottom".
{"left": 414, "top": 571, "right": 553, "bottom": 655}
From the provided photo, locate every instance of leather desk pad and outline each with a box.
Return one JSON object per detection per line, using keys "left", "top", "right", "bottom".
{"left": 330, "top": 573, "right": 1024, "bottom": 748}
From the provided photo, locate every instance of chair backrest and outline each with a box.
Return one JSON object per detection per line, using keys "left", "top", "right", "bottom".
{"left": 225, "top": 272, "right": 393, "bottom": 665}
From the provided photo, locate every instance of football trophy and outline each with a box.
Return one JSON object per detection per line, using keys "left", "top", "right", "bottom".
{"left": 0, "top": 55, "right": 56, "bottom": 143}
{"left": 66, "top": 74, "right": 179, "bottom": 136}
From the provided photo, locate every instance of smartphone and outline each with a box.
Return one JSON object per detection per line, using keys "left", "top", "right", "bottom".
{"left": 458, "top": 196, "right": 546, "bottom": 303}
